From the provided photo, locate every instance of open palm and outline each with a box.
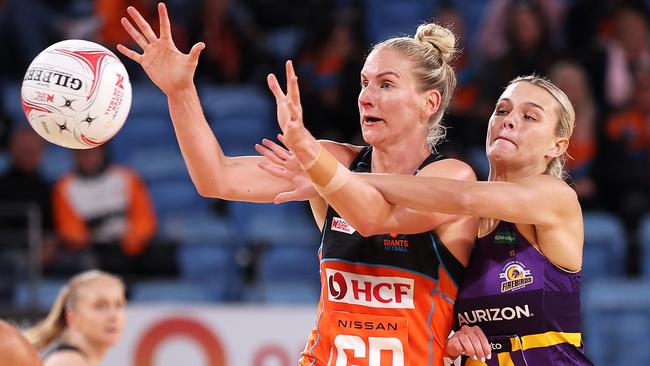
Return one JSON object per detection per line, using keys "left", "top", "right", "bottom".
{"left": 117, "top": 3, "right": 205, "bottom": 95}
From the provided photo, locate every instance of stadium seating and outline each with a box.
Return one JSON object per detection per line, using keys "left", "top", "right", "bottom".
{"left": 582, "top": 280, "right": 650, "bottom": 365}
{"left": 582, "top": 211, "right": 627, "bottom": 280}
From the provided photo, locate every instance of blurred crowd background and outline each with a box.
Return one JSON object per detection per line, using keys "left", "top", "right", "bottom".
{"left": 0, "top": 0, "right": 650, "bottom": 364}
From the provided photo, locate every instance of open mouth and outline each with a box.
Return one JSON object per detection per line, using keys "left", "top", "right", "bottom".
{"left": 363, "top": 116, "right": 384, "bottom": 124}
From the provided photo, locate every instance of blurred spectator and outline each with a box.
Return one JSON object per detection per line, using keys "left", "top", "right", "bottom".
{"left": 188, "top": 0, "right": 271, "bottom": 84}
{"left": 580, "top": 3, "right": 650, "bottom": 111}
{"left": 52, "top": 145, "right": 175, "bottom": 279}
{"left": 549, "top": 61, "right": 602, "bottom": 209}
{"left": 476, "top": 0, "right": 566, "bottom": 61}
{"left": 601, "top": 67, "right": 650, "bottom": 230}
{"left": 0, "top": 128, "right": 55, "bottom": 298}
{"left": 296, "top": 9, "right": 363, "bottom": 141}
{"left": 476, "top": 0, "right": 563, "bottom": 120}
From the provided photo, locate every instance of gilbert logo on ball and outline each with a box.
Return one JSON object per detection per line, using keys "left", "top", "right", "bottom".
{"left": 21, "top": 39, "right": 132, "bottom": 149}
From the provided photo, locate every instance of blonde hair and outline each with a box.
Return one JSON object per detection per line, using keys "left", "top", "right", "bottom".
{"left": 508, "top": 75, "right": 576, "bottom": 179}
{"left": 24, "top": 270, "right": 124, "bottom": 349}
{"left": 372, "top": 22, "right": 457, "bottom": 149}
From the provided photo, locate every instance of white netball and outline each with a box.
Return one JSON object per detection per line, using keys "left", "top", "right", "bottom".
{"left": 21, "top": 39, "right": 131, "bottom": 149}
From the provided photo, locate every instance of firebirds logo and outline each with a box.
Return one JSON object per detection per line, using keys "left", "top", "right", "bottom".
{"left": 499, "top": 261, "right": 533, "bottom": 292}
{"left": 326, "top": 269, "right": 414, "bottom": 309}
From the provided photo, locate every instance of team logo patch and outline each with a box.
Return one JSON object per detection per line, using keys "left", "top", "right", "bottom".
{"left": 499, "top": 261, "right": 533, "bottom": 292}
{"left": 331, "top": 217, "right": 356, "bottom": 234}
{"left": 383, "top": 233, "right": 409, "bottom": 252}
{"left": 494, "top": 230, "right": 517, "bottom": 244}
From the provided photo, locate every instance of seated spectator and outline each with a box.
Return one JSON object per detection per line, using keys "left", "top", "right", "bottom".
{"left": 52, "top": 145, "right": 175, "bottom": 279}
{"left": 0, "top": 128, "right": 57, "bottom": 295}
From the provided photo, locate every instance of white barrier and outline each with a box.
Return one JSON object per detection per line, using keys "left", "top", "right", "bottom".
{"left": 103, "top": 305, "right": 317, "bottom": 366}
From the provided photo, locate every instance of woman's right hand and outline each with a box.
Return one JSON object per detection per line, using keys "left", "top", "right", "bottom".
{"left": 445, "top": 325, "right": 492, "bottom": 362}
{"left": 256, "top": 137, "right": 318, "bottom": 203}
{"left": 117, "top": 3, "right": 205, "bottom": 96}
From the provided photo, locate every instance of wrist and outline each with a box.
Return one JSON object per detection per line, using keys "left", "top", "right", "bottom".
{"left": 166, "top": 85, "right": 197, "bottom": 100}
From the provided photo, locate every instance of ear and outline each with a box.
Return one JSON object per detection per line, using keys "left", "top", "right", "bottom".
{"left": 546, "top": 137, "right": 569, "bottom": 159}
{"left": 421, "top": 89, "right": 441, "bottom": 121}
{"left": 65, "top": 308, "right": 76, "bottom": 330}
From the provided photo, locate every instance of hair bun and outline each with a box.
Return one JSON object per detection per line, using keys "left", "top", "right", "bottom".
{"left": 414, "top": 23, "right": 456, "bottom": 63}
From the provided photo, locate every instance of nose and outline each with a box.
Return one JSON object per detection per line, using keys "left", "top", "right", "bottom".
{"left": 358, "top": 85, "right": 374, "bottom": 108}
{"left": 502, "top": 115, "right": 515, "bottom": 129}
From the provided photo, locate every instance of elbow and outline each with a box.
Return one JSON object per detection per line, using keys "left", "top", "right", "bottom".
{"left": 353, "top": 219, "right": 385, "bottom": 238}
{"left": 194, "top": 178, "right": 225, "bottom": 199}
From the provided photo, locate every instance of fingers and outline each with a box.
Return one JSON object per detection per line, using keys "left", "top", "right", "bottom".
{"left": 189, "top": 42, "right": 205, "bottom": 63}
{"left": 267, "top": 73, "right": 286, "bottom": 103}
{"left": 445, "top": 337, "right": 464, "bottom": 359}
{"left": 457, "top": 333, "right": 479, "bottom": 361}
{"left": 158, "top": 2, "right": 173, "bottom": 40}
{"left": 286, "top": 99, "right": 302, "bottom": 123}
{"left": 467, "top": 331, "right": 488, "bottom": 362}
{"left": 257, "top": 161, "right": 286, "bottom": 178}
{"left": 262, "top": 138, "right": 293, "bottom": 160}
{"left": 120, "top": 17, "right": 149, "bottom": 50}
{"left": 116, "top": 44, "right": 142, "bottom": 63}
{"left": 475, "top": 328, "right": 492, "bottom": 361}
{"left": 127, "top": 6, "right": 158, "bottom": 43}
{"left": 275, "top": 190, "right": 301, "bottom": 204}
{"left": 255, "top": 143, "right": 286, "bottom": 165}
{"left": 286, "top": 60, "right": 301, "bottom": 106}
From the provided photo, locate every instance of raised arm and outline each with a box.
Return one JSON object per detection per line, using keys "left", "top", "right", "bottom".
{"left": 117, "top": 3, "right": 296, "bottom": 202}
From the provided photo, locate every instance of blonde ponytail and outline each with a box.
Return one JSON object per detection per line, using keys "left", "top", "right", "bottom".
{"left": 24, "top": 285, "right": 70, "bottom": 349}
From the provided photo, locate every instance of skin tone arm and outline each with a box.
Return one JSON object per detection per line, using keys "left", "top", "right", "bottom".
{"left": 360, "top": 173, "right": 584, "bottom": 271}
{"left": 117, "top": 3, "right": 348, "bottom": 202}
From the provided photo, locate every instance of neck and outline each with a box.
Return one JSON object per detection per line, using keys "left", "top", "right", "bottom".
{"left": 65, "top": 332, "right": 107, "bottom": 366}
{"left": 370, "top": 138, "right": 432, "bottom": 174}
{"left": 488, "top": 159, "right": 547, "bottom": 182}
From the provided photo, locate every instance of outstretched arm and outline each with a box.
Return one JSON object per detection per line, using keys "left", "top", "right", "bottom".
{"left": 361, "top": 173, "right": 584, "bottom": 270}
{"left": 117, "top": 3, "right": 295, "bottom": 202}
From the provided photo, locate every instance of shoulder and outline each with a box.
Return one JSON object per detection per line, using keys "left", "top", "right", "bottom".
{"left": 417, "top": 157, "right": 477, "bottom": 181}
{"left": 45, "top": 350, "right": 87, "bottom": 366}
{"left": 318, "top": 140, "right": 365, "bottom": 167}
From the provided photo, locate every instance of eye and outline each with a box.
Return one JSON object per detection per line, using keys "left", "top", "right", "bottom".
{"left": 380, "top": 81, "right": 392, "bottom": 88}
{"left": 495, "top": 108, "right": 508, "bottom": 115}
{"left": 524, "top": 114, "right": 537, "bottom": 121}
{"left": 360, "top": 80, "right": 368, "bottom": 88}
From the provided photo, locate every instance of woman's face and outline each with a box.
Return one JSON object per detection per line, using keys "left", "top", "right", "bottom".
{"left": 358, "top": 47, "right": 434, "bottom": 147}
{"left": 486, "top": 81, "right": 563, "bottom": 169}
{"left": 68, "top": 278, "right": 126, "bottom": 348}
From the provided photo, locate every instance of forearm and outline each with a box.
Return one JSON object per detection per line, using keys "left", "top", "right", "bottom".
{"left": 292, "top": 143, "right": 396, "bottom": 236}
{"left": 360, "top": 174, "right": 472, "bottom": 216}
{"left": 167, "top": 87, "right": 229, "bottom": 195}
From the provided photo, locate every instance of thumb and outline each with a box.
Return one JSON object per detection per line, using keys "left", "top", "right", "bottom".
{"left": 189, "top": 42, "right": 205, "bottom": 62}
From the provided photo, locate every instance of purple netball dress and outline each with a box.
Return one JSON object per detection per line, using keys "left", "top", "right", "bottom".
{"left": 454, "top": 221, "right": 594, "bottom": 366}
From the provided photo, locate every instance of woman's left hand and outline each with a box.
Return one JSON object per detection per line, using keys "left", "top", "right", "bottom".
{"left": 266, "top": 60, "right": 320, "bottom": 163}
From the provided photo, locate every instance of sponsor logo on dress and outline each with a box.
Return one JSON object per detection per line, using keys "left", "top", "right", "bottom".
{"left": 331, "top": 217, "right": 356, "bottom": 234}
{"left": 457, "top": 304, "right": 533, "bottom": 326}
{"left": 499, "top": 261, "right": 533, "bottom": 292}
{"left": 326, "top": 268, "right": 414, "bottom": 309}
